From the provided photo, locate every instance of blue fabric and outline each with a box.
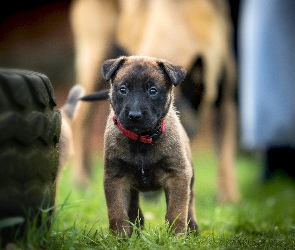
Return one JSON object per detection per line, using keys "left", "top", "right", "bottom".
{"left": 239, "top": 0, "right": 295, "bottom": 150}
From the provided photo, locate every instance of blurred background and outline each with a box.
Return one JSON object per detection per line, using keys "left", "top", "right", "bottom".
{"left": 0, "top": 0, "right": 74, "bottom": 105}
{"left": 0, "top": 0, "right": 109, "bottom": 151}
{"left": 0, "top": 0, "right": 240, "bottom": 153}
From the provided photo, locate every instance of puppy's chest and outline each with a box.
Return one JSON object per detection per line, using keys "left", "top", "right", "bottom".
{"left": 136, "top": 161, "right": 158, "bottom": 191}
{"left": 108, "top": 139, "right": 175, "bottom": 191}
{"left": 121, "top": 154, "right": 169, "bottom": 191}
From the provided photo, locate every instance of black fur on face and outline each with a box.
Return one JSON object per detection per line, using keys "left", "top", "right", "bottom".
{"left": 102, "top": 56, "right": 186, "bottom": 134}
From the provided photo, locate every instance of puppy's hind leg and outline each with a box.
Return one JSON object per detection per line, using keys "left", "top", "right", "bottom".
{"left": 128, "top": 189, "right": 145, "bottom": 231}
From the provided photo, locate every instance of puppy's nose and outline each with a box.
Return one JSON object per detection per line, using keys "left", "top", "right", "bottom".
{"left": 129, "top": 111, "right": 142, "bottom": 121}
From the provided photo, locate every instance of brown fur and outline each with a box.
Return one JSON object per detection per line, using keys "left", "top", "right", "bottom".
{"left": 70, "top": 0, "right": 239, "bottom": 203}
{"left": 88, "top": 56, "right": 198, "bottom": 236}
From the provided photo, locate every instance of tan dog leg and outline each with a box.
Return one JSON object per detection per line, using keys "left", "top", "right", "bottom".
{"left": 70, "top": 0, "right": 118, "bottom": 186}
{"left": 217, "top": 98, "right": 239, "bottom": 203}
{"left": 216, "top": 56, "right": 240, "bottom": 203}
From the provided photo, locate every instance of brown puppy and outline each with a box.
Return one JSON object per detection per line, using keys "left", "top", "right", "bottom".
{"left": 82, "top": 55, "right": 198, "bottom": 237}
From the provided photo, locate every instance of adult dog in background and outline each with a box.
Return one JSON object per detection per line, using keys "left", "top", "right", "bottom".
{"left": 70, "top": 0, "right": 239, "bottom": 203}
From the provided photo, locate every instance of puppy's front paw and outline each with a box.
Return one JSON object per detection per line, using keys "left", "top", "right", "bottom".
{"left": 109, "top": 219, "right": 132, "bottom": 238}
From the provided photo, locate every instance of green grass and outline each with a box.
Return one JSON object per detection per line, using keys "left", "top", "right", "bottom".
{"left": 6, "top": 151, "right": 295, "bottom": 249}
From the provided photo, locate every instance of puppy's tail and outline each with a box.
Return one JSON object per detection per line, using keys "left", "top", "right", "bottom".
{"left": 80, "top": 89, "right": 109, "bottom": 102}
{"left": 61, "top": 84, "right": 85, "bottom": 121}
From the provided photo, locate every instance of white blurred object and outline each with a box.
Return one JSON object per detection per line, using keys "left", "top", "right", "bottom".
{"left": 239, "top": 0, "right": 295, "bottom": 150}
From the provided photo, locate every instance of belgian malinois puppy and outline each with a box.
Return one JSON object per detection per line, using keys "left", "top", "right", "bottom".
{"left": 81, "top": 55, "right": 198, "bottom": 237}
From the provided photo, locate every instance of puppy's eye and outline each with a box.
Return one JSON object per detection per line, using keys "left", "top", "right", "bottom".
{"left": 149, "top": 87, "right": 158, "bottom": 96}
{"left": 119, "top": 86, "right": 127, "bottom": 94}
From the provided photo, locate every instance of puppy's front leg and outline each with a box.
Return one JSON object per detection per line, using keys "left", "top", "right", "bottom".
{"left": 164, "top": 177, "right": 190, "bottom": 234}
{"left": 104, "top": 176, "right": 132, "bottom": 237}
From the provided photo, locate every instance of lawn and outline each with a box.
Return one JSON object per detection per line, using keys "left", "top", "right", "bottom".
{"left": 6, "top": 150, "right": 295, "bottom": 249}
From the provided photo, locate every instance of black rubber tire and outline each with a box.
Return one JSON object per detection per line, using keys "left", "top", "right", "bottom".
{"left": 0, "top": 69, "right": 61, "bottom": 244}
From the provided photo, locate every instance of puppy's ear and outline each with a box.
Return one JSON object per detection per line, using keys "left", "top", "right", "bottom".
{"left": 101, "top": 56, "right": 126, "bottom": 81}
{"left": 157, "top": 60, "right": 186, "bottom": 86}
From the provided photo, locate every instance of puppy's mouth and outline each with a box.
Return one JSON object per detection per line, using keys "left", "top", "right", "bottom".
{"left": 122, "top": 122, "right": 155, "bottom": 134}
{"left": 117, "top": 116, "right": 159, "bottom": 135}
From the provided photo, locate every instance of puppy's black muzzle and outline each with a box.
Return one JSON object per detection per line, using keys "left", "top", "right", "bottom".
{"left": 128, "top": 111, "right": 142, "bottom": 121}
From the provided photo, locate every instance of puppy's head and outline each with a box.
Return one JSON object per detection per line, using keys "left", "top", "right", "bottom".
{"left": 104, "top": 56, "right": 186, "bottom": 134}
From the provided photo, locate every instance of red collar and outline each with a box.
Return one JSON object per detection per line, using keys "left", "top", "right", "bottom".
{"left": 112, "top": 116, "right": 165, "bottom": 144}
